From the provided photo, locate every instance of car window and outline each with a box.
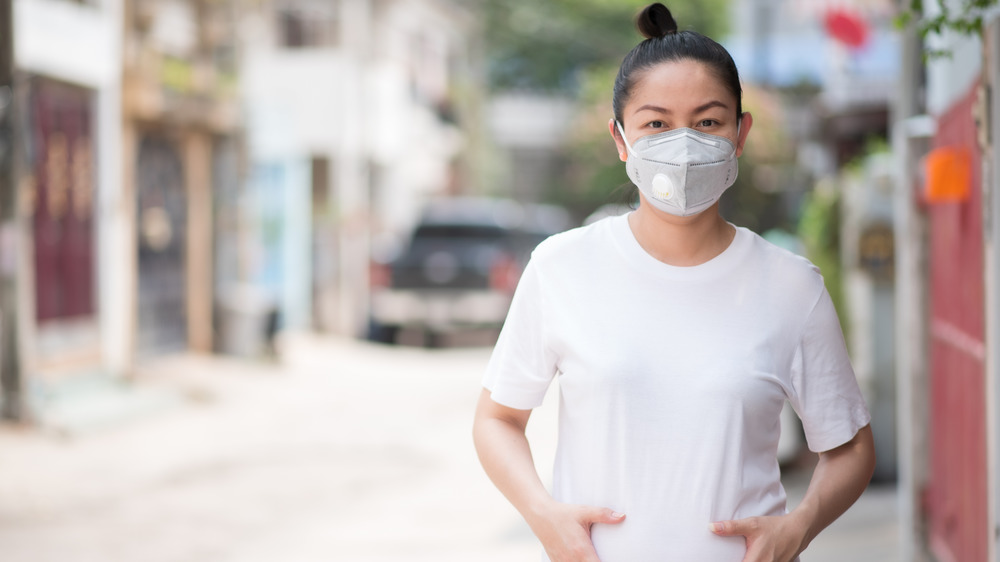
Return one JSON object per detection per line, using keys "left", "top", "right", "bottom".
{"left": 412, "top": 225, "right": 509, "bottom": 241}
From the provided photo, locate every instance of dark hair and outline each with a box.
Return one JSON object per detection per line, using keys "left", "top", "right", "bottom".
{"left": 612, "top": 3, "right": 743, "bottom": 124}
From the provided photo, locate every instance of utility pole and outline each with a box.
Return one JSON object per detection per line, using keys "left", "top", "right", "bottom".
{"left": 0, "top": 0, "right": 23, "bottom": 421}
{"left": 752, "top": 0, "right": 772, "bottom": 86}
{"left": 893, "top": 13, "right": 931, "bottom": 562}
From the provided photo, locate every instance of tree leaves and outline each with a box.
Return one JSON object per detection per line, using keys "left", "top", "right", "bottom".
{"left": 895, "top": 0, "right": 996, "bottom": 58}
{"left": 474, "top": 0, "right": 729, "bottom": 93}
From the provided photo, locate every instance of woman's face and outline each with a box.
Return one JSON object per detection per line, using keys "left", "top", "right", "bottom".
{"left": 610, "top": 58, "right": 751, "bottom": 162}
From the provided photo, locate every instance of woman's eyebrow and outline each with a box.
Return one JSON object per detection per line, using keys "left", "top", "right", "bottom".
{"left": 633, "top": 104, "right": 669, "bottom": 115}
{"left": 633, "top": 100, "right": 730, "bottom": 116}
{"left": 694, "top": 100, "right": 730, "bottom": 113}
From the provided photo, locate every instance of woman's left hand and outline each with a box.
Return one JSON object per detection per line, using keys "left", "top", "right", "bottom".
{"left": 710, "top": 427, "right": 876, "bottom": 562}
{"left": 709, "top": 515, "right": 808, "bottom": 562}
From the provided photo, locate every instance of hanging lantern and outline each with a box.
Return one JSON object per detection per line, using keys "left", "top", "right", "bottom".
{"left": 924, "top": 146, "right": 972, "bottom": 204}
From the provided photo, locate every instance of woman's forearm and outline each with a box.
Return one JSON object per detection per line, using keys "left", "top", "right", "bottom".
{"left": 473, "top": 389, "right": 625, "bottom": 562}
{"left": 472, "top": 389, "right": 554, "bottom": 519}
{"left": 790, "top": 424, "right": 876, "bottom": 548}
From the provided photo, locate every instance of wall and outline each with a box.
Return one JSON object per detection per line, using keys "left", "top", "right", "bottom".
{"left": 925, "top": 81, "right": 989, "bottom": 562}
{"left": 240, "top": 0, "right": 471, "bottom": 337}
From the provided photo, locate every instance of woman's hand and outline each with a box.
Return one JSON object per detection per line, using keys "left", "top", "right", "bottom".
{"left": 473, "top": 389, "right": 625, "bottom": 561}
{"left": 710, "top": 425, "right": 876, "bottom": 562}
{"left": 527, "top": 501, "right": 626, "bottom": 562}
{"left": 709, "top": 514, "right": 807, "bottom": 562}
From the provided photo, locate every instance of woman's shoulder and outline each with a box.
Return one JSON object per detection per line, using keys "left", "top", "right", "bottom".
{"left": 740, "top": 227, "right": 826, "bottom": 290}
{"left": 531, "top": 214, "right": 624, "bottom": 263}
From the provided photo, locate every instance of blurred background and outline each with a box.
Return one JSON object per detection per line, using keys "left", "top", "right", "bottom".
{"left": 0, "top": 0, "right": 996, "bottom": 560}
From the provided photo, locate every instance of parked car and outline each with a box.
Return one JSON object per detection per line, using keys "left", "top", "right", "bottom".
{"left": 369, "top": 197, "right": 571, "bottom": 346}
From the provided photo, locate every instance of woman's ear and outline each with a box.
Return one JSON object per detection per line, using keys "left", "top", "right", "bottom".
{"left": 609, "top": 118, "right": 628, "bottom": 162}
{"left": 735, "top": 112, "right": 753, "bottom": 158}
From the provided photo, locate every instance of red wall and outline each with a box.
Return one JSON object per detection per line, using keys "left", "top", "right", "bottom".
{"left": 926, "top": 83, "right": 989, "bottom": 562}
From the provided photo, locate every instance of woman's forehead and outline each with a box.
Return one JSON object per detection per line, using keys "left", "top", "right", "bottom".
{"left": 627, "top": 60, "right": 735, "bottom": 112}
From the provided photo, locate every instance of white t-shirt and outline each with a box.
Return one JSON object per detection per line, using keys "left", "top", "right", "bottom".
{"left": 482, "top": 213, "right": 871, "bottom": 561}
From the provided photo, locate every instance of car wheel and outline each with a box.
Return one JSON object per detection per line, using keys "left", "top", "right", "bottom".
{"left": 423, "top": 330, "right": 445, "bottom": 349}
{"left": 367, "top": 320, "right": 399, "bottom": 345}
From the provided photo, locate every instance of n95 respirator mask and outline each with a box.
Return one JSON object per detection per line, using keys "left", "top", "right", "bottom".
{"left": 617, "top": 123, "right": 739, "bottom": 217}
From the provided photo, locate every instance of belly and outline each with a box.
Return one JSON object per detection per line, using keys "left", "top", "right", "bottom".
{"left": 591, "top": 518, "right": 747, "bottom": 562}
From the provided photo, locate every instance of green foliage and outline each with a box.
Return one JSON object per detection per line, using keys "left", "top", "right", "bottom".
{"left": 798, "top": 184, "right": 847, "bottom": 331}
{"left": 720, "top": 86, "right": 800, "bottom": 234}
{"left": 554, "top": 62, "right": 633, "bottom": 218}
{"left": 895, "top": 0, "right": 997, "bottom": 57}
{"left": 476, "top": 0, "right": 729, "bottom": 93}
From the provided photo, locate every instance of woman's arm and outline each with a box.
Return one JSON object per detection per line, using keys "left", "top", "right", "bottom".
{"left": 710, "top": 424, "right": 876, "bottom": 562}
{"left": 472, "top": 388, "right": 625, "bottom": 562}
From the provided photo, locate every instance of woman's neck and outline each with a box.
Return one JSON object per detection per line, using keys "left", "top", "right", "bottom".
{"left": 627, "top": 202, "right": 736, "bottom": 267}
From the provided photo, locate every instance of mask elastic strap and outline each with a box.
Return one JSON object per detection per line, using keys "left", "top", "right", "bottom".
{"left": 733, "top": 118, "right": 743, "bottom": 156}
{"left": 615, "top": 121, "right": 635, "bottom": 154}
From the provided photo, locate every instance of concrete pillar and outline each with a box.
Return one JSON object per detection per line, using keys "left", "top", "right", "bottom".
{"left": 120, "top": 121, "right": 138, "bottom": 375}
{"left": 892, "top": 20, "right": 932, "bottom": 562}
{"left": 184, "top": 132, "right": 213, "bottom": 353}
{"left": 983, "top": 15, "right": 1000, "bottom": 562}
{"left": 336, "top": 0, "right": 372, "bottom": 338}
{"left": 97, "top": 0, "right": 127, "bottom": 377}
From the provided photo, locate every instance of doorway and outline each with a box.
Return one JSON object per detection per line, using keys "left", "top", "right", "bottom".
{"left": 135, "top": 134, "right": 187, "bottom": 356}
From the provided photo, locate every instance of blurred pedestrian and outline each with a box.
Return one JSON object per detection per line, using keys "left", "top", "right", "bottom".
{"left": 472, "top": 3, "right": 876, "bottom": 562}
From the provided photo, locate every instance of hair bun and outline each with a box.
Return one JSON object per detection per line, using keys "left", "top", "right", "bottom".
{"left": 636, "top": 3, "right": 678, "bottom": 39}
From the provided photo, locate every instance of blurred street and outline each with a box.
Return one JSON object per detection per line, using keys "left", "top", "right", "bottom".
{"left": 0, "top": 334, "right": 898, "bottom": 562}
{"left": 2, "top": 0, "right": 995, "bottom": 556}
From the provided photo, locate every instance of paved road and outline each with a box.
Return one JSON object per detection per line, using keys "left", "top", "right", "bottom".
{"left": 0, "top": 334, "right": 898, "bottom": 561}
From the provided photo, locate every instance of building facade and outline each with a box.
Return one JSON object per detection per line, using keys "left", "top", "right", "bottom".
{"left": 239, "top": 0, "right": 475, "bottom": 338}
{"left": 3, "top": 0, "right": 245, "bottom": 426}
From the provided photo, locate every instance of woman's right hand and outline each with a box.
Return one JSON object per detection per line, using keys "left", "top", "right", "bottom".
{"left": 527, "top": 500, "right": 626, "bottom": 562}
{"left": 473, "top": 390, "right": 625, "bottom": 561}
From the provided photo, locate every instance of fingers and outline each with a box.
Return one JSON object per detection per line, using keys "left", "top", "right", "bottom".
{"left": 535, "top": 504, "right": 624, "bottom": 562}
{"left": 711, "top": 516, "right": 807, "bottom": 562}
{"left": 709, "top": 517, "right": 758, "bottom": 536}
{"left": 588, "top": 507, "right": 626, "bottom": 525}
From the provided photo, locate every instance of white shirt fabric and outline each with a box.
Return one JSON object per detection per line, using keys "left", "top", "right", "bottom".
{"left": 482, "top": 213, "right": 871, "bottom": 561}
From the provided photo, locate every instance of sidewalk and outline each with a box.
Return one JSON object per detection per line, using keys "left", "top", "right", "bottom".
{"left": 0, "top": 334, "right": 541, "bottom": 561}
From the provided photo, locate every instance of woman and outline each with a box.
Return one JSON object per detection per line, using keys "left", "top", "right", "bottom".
{"left": 472, "top": 4, "right": 875, "bottom": 562}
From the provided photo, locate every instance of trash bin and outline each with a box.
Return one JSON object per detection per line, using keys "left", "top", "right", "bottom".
{"left": 216, "top": 284, "right": 278, "bottom": 358}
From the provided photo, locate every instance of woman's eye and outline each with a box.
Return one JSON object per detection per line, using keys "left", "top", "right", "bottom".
{"left": 698, "top": 119, "right": 717, "bottom": 128}
{"left": 648, "top": 120, "right": 665, "bottom": 129}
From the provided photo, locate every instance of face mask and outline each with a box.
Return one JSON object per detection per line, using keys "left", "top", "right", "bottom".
{"left": 617, "top": 123, "right": 739, "bottom": 217}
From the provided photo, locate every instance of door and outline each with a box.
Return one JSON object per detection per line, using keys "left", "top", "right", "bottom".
{"left": 135, "top": 134, "right": 187, "bottom": 356}
{"left": 31, "top": 80, "right": 95, "bottom": 323}
{"left": 29, "top": 79, "right": 99, "bottom": 367}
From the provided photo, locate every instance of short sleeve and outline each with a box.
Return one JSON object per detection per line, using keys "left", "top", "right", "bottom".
{"left": 788, "top": 287, "right": 872, "bottom": 452}
{"left": 482, "top": 256, "right": 559, "bottom": 410}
